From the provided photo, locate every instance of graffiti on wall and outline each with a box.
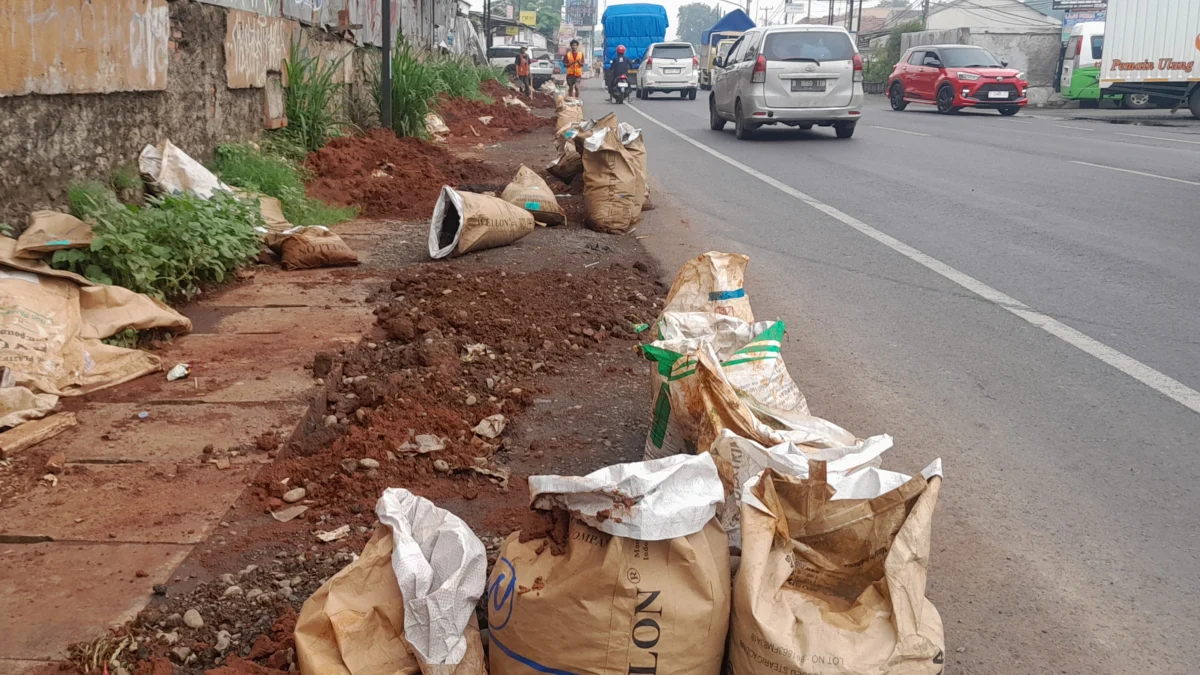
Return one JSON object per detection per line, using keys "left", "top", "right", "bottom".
{"left": 199, "top": 0, "right": 281, "bottom": 16}
{"left": 225, "top": 9, "right": 298, "bottom": 88}
{"left": 0, "top": 0, "right": 170, "bottom": 97}
{"left": 282, "top": 0, "right": 326, "bottom": 24}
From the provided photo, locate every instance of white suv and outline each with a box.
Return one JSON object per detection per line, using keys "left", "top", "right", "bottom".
{"left": 488, "top": 45, "right": 553, "bottom": 87}
{"left": 710, "top": 26, "right": 863, "bottom": 139}
{"left": 638, "top": 42, "right": 699, "bottom": 100}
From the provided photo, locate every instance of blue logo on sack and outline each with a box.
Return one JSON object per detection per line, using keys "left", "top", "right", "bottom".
{"left": 708, "top": 288, "right": 745, "bottom": 301}
{"left": 489, "top": 557, "right": 517, "bottom": 631}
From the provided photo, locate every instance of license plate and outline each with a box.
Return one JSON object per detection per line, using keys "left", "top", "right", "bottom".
{"left": 618, "top": 82, "right": 628, "bottom": 88}
{"left": 791, "top": 79, "right": 825, "bottom": 92}
{"left": 664, "top": 68, "right": 681, "bottom": 74}
{"left": 988, "top": 91, "right": 1009, "bottom": 99}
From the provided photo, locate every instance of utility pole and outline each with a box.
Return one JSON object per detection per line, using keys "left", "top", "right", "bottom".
{"left": 484, "top": 0, "right": 492, "bottom": 49}
{"left": 921, "top": 0, "right": 930, "bottom": 25}
{"left": 846, "top": 0, "right": 854, "bottom": 30}
{"left": 856, "top": 0, "right": 863, "bottom": 37}
{"left": 381, "top": 0, "right": 392, "bottom": 130}
{"left": 827, "top": 0, "right": 834, "bottom": 26}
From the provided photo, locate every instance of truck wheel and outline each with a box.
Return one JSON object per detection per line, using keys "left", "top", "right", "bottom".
{"left": 1189, "top": 86, "right": 1200, "bottom": 120}
{"left": 1123, "top": 93, "right": 1152, "bottom": 109}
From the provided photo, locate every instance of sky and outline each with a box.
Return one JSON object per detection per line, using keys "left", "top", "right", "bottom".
{"left": 467, "top": 0, "right": 909, "bottom": 40}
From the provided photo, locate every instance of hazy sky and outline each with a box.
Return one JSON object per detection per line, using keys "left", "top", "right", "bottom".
{"left": 467, "top": 0, "right": 877, "bottom": 40}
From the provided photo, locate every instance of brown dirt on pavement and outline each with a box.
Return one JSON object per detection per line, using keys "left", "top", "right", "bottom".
{"left": 436, "top": 94, "right": 555, "bottom": 141}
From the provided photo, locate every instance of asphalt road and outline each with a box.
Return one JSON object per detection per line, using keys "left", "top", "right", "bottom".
{"left": 582, "top": 86, "right": 1200, "bottom": 674}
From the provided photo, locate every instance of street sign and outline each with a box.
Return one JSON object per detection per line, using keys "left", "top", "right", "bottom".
{"left": 784, "top": 0, "right": 808, "bottom": 15}
{"left": 520, "top": 10, "right": 537, "bottom": 26}
{"left": 565, "top": 0, "right": 597, "bottom": 27}
{"left": 506, "top": 26, "right": 520, "bottom": 36}
{"left": 1052, "top": 0, "right": 1106, "bottom": 9}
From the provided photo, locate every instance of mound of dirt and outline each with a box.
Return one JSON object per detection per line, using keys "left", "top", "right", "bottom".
{"left": 436, "top": 94, "right": 555, "bottom": 140}
{"left": 304, "top": 129, "right": 499, "bottom": 220}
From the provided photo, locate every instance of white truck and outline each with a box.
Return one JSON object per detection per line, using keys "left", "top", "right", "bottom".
{"left": 1100, "top": 0, "right": 1200, "bottom": 118}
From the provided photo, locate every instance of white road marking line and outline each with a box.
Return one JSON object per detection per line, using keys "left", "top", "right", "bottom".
{"left": 870, "top": 125, "right": 930, "bottom": 137}
{"left": 625, "top": 102, "right": 1200, "bottom": 416}
{"left": 1117, "top": 132, "right": 1200, "bottom": 146}
{"left": 1070, "top": 160, "right": 1200, "bottom": 187}
{"left": 1053, "top": 124, "right": 1094, "bottom": 131}
{"left": 1001, "top": 118, "right": 1034, "bottom": 123}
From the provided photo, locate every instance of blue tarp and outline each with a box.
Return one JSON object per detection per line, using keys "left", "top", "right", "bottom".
{"left": 601, "top": 3, "right": 669, "bottom": 66}
{"left": 701, "top": 9, "right": 755, "bottom": 46}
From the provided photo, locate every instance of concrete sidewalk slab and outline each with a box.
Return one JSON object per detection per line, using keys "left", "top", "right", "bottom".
{"left": 195, "top": 278, "right": 384, "bottom": 308}
{"left": 0, "top": 542, "right": 190, "bottom": 660}
{"left": 0, "top": 463, "right": 256, "bottom": 543}
{"left": 189, "top": 306, "right": 375, "bottom": 336}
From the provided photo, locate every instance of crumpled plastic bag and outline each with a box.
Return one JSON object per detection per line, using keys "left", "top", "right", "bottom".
{"left": 139, "top": 140, "right": 230, "bottom": 198}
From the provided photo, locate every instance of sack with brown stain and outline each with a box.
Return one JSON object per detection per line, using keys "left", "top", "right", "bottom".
{"left": 487, "top": 454, "right": 731, "bottom": 675}
{"left": 546, "top": 146, "right": 583, "bottom": 182}
{"left": 662, "top": 251, "right": 754, "bottom": 322}
{"left": 580, "top": 114, "right": 644, "bottom": 234}
{"left": 428, "top": 186, "right": 535, "bottom": 259}
{"left": 501, "top": 165, "right": 565, "bottom": 226}
{"left": 728, "top": 460, "right": 945, "bottom": 675}
{"left": 280, "top": 227, "right": 359, "bottom": 271}
{"left": 617, "top": 122, "right": 653, "bottom": 211}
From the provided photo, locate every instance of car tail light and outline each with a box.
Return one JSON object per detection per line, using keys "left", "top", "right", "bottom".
{"left": 645, "top": 56, "right": 652, "bottom": 68}
{"left": 693, "top": 55, "right": 699, "bottom": 67}
{"left": 752, "top": 54, "right": 766, "bottom": 83}
{"left": 1075, "top": 39, "right": 1082, "bottom": 56}
{"left": 853, "top": 53, "right": 863, "bottom": 82}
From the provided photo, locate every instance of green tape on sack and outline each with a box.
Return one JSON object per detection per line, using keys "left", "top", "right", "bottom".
{"left": 649, "top": 382, "right": 671, "bottom": 449}
{"left": 633, "top": 323, "right": 649, "bottom": 333}
{"left": 525, "top": 201, "right": 541, "bottom": 211}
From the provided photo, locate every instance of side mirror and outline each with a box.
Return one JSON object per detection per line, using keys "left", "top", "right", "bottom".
{"left": 713, "top": 57, "right": 724, "bottom": 68}
{"left": 1001, "top": 60, "right": 1009, "bottom": 67}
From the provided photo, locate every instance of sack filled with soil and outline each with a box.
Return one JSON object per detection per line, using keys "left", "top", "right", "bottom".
{"left": 487, "top": 453, "right": 731, "bottom": 675}
{"left": 280, "top": 226, "right": 359, "bottom": 271}
{"left": 296, "top": 488, "right": 487, "bottom": 675}
{"left": 501, "top": 165, "right": 565, "bottom": 226}
{"left": 546, "top": 146, "right": 583, "bottom": 182}
{"left": 579, "top": 115, "right": 644, "bottom": 234}
{"left": 728, "top": 460, "right": 945, "bottom": 675}
{"left": 428, "top": 186, "right": 535, "bottom": 259}
{"left": 662, "top": 251, "right": 755, "bottom": 321}
{"left": 617, "top": 122, "right": 653, "bottom": 211}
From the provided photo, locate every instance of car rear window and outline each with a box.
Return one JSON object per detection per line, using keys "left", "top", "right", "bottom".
{"left": 1090, "top": 36, "right": 1103, "bottom": 60}
{"left": 653, "top": 45, "right": 694, "bottom": 60}
{"left": 763, "top": 31, "right": 854, "bottom": 62}
{"left": 489, "top": 47, "right": 519, "bottom": 58}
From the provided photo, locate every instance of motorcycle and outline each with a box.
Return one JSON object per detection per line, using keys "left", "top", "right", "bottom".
{"left": 613, "top": 75, "right": 630, "bottom": 104}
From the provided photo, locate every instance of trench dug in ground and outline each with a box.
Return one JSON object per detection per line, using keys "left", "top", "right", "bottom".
{"left": 92, "top": 119, "right": 669, "bottom": 675}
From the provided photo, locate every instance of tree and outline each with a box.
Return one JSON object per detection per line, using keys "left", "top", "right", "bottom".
{"left": 676, "top": 3, "right": 723, "bottom": 48}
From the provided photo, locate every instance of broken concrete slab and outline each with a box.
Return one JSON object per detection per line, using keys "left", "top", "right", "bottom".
{"left": 0, "top": 463, "right": 254, "bottom": 544}
{"left": 0, "top": 542, "right": 189, "bottom": 660}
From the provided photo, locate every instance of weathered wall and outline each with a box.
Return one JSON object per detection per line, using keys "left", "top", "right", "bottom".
{"left": 0, "top": 1, "right": 264, "bottom": 224}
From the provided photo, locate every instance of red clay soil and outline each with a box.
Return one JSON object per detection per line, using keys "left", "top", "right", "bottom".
{"left": 436, "top": 94, "right": 555, "bottom": 141}
{"left": 304, "top": 129, "right": 499, "bottom": 220}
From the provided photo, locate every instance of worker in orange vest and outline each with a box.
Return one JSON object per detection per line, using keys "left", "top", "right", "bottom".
{"left": 565, "top": 39, "right": 585, "bottom": 98}
{"left": 514, "top": 46, "right": 532, "bottom": 97}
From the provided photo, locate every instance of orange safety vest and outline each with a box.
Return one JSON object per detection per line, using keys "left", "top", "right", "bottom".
{"left": 516, "top": 54, "right": 530, "bottom": 77}
{"left": 566, "top": 51, "right": 585, "bottom": 77}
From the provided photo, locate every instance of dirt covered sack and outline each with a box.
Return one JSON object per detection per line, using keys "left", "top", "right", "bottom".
{"left": 546, "top": 145, "right": 583, "bottom": 182}
{"left": 15, "top": 211, "right": 93, "bottom": 259}
{"left": 662, "top": 251, "right": 754, "bottom": 321}
{"left": 429, "top": 186, "right": 535, "bottom": 259}
{"left": 488, "top": 453, "right": 731, "bottom": 675}
{"left": 296, "top": 488, "right": 487, "bottom": 675}
{"left": 729, "top": 460, "right": 945, "bottom": 675}
{"left": 580, "top": 115, "right": 644, "bottom": 234}
{"left": 501, "top": 165, "right": 565, "bottom": 226}
{"left": 617, "top": 122, "right": 652, "bottom": 211}
{"left": 280, "top": 226, "right": 360, "bottom": 270}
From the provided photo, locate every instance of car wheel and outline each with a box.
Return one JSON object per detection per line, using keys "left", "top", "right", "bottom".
{"left": 797, "top": 123, "right": 813, "bottom": 130}
{"left": 709, "top": 95, "right": 726, "bottom": 131}
{"left": 998, "top": 105, "right": 1020, "bottom": 116}
{"left": 936, "top": 86, "right": 957, "bottom": 114}
{"left": 889, "top": 82, "right": 908, "bottom": 111}
{"left": 734, "top": 100, "right": 754, "bottom": 140}
{"left": 1123, "top": 93, "right": 1152, "bottom": 109}
{"left": 700, "top": 83, "right": 710, "bottom": 91}
{"left": 680, "top": 90, "right": 687, "bottom": 99}
{"left": 688, "top": 89, "right": 697, "bottom": 100}
{"left": 834, "top": 121, "right": 856, "bottom": 139}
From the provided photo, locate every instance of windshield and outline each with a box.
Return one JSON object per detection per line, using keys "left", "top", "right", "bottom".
{"left": 532, "top": 49, "right": 549, "bottom": 61}
{"left": 940, "top": 47, "right": 1003, "bottom": 68}
{"left": 718, "top": 41, "right": 734, "bottom": 58}
{"left": 653, "top": 45, "right": 693, "bottom": 60}
{"left": 763, "top": 31, "right": 855, "bottom": 62}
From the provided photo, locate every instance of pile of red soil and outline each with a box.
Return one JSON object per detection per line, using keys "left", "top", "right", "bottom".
{"left": 304, "top": 129, "right": 499, "bottom": 220}
{"left": 436, "top": 94, "right": 555, "bottom": 140}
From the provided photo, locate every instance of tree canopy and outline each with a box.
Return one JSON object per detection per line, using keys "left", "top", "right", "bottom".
{"left": 676, "top": 3, "right": 723, "bottom": 47}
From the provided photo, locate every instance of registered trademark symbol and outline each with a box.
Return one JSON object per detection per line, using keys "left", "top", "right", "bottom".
{"left": 627, "top": 568, "right": 641, "bottom": 584}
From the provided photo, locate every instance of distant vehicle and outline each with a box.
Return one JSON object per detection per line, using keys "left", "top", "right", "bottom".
{"left": 709, "top": 25, "right": 864, "bottom": 140}
{"left": 699, "top": 9, "right": 756, "bottom": 90}
{"left": 1101, "top": 0, "right": 1200, "bottom": 118}
{"left": 1060, "top": 22, "right": 1151, "bottom": 109}
{"left": 487, "top": 45, "right": 553, "bottom": 87}
{"left": 638, "top": 42, "right": 699, "bottom": 99}
{"left": 614, "top": 74, "right": 632, "bottom": 104}
{"left": 888, "top": 45, "right": 1028, "bottom": 115}
{"left": 601, "top": 3, "right": 668, "bottom": 80}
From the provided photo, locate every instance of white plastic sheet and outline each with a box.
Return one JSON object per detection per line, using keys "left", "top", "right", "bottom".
{"left": 529, "top": 453, "right": 724, "bottom": 541}
{"left": 375, "top": 488, "right": 487, "bottom": 667}
{"left": 138, "top": 140, "right": 230, "bottom": 198}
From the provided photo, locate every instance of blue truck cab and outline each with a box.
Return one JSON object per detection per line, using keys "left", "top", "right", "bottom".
{"left": 601, "top": 3, "right": 669, "bottom": 79}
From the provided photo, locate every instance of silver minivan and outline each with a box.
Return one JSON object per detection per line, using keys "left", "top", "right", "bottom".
{"left": 710, "top": 25, "right": 864, "bottom": 139}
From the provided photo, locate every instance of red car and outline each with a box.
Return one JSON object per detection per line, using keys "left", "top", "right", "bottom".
{"left": 888, "top": 44, "right": 1028, "bottom": 115}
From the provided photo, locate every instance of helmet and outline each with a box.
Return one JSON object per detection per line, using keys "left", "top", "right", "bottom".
{"left": 616, "top": 45, "right": 626, "bottom": 55}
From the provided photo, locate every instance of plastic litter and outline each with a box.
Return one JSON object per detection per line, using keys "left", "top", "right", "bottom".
{"left": 166, "top": 364, "right": 190, "bottom": 381}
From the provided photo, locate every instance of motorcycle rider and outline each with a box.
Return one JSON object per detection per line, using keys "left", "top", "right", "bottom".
{"left": 606, "top": 45, "right": 632, "bottom": 101}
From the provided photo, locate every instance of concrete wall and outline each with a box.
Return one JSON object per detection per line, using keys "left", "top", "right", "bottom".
{"left": 0, "top": 1, "right": 265, "bottom": 224}
{"left": 899, "top": 27, "right": 1064, "bottom": 107}
{"left": 927, "top": 0, "right": 1060, "bottom": 32}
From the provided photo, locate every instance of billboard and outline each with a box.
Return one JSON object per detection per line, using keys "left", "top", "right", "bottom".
{"left": 520, "top": 10, "right": 537, "bottom": 26}
{"left": 783, "top": 0, "right": 808, "bottom": 16}
{"left": 565, "top": 0, "right": 596, "bottom": 27}
{"left": 1052, "top": 0, "right": 1106, "bottom": 9}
